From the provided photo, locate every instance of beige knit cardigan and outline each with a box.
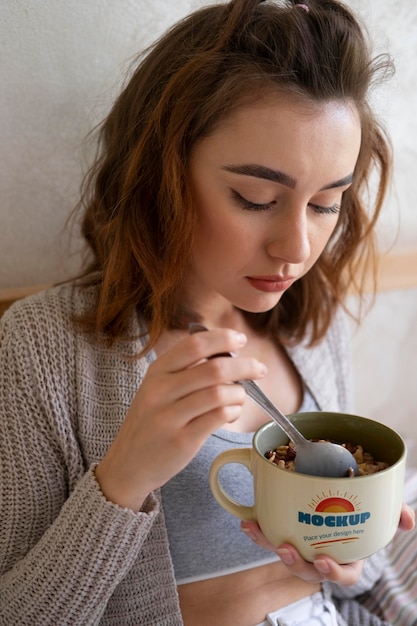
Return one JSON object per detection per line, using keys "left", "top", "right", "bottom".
{"left": 0, "top": 283, "right": 388, "bottom": 625}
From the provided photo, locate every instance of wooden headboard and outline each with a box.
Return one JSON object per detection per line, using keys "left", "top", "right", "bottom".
{"left": 373, "top": 248, "right": 417, "bottom": 292}
{"left": 0, "top": 249, "right": 416, "bottom": 319}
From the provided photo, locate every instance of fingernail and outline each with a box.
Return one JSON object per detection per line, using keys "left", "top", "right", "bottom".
{"left": 257, "top": 362, "right": 267, "bottom": 376}
{"left": 277, "top": 548, "right": 294, "bottom": 566}
{"left": 236, "top": 332, "right": 247, "bottom": 346}
{"left": 241, "top": 527, "right": 256, "bottom": 540}
{"left": 315, "top": 558, "right": 330, "bottom": 574}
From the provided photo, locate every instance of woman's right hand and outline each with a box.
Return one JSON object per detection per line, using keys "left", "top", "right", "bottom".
{"left": 95, "top": 328, "right": 266, "bottom": 511}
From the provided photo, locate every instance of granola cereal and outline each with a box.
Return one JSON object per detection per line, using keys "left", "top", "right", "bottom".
{"left": 265, "top": 440, "right": 389, "bottom": 476}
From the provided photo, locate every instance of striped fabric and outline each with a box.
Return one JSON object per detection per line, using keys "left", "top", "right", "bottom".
{"left": 361, "top": 466, "right": 417, "bottom": 626}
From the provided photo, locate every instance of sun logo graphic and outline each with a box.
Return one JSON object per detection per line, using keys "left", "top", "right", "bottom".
{"left": 314, "top": 496, "right": 356, "bottom": 513}
{"left": 298, "top": 491, "right": 371, "bottom": 549}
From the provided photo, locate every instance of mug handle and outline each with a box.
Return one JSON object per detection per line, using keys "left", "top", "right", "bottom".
{"left": 209, "top": 448, "right": 255, "bottom": 521}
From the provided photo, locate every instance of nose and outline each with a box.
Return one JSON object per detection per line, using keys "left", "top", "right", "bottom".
{"left": 265, "top": 206, "right": 311, "bottom": 264}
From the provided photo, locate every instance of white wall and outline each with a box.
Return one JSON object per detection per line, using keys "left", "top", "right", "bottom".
{"left": 0, "top": 0, "right": 201, "bottom": 287}
{"left": 1, "top": 1, "right": 416, "bottom": 442}
{"left": 348, "top": 0, "right": 417, "bottom": 249}
{"left": 1, "top": 0, "right": 416, "bottom": 288}
{"left": 350, "top": 288, "right": 417, "bottom": 444}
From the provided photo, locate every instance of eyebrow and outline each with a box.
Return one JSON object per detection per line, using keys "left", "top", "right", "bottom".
{"left": 221, "top": 163, "right": 353, "bottom": 191}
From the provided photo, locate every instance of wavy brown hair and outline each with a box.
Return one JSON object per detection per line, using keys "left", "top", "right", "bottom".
{"left": 74, "top": 0, "right": 393, "bottom": 348}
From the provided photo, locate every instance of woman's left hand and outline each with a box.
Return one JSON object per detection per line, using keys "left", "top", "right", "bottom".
{"left": 240, "top": 520, "right": 363, "bottom": 584}
{"left": 241, "top": 502, "right": 415, "bottom": 586}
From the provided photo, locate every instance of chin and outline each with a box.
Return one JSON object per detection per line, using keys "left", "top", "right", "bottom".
{"left": 236, "top": 298, "right": 282, "bottom": 315}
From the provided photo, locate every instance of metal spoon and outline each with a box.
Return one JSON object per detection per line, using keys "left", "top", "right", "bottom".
{"left": 189, "top": 323, "right": 358, "bottom": 478}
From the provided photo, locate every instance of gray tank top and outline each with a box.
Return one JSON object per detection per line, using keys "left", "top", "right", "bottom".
{"left": 162, "top": 388, "right": 319, "bottom": 584}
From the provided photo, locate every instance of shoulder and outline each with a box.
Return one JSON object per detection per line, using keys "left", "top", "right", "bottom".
{"left": 1, "top": 282, "right": 93, "bottom": 331}
{"left": 1, "top": 281, "right": 146, "bottom": 343}
{"left": 0, "top": 282, "right": 153, "bottom": 438}
{"left": 0, "top": 283, "right": 89, "bottom": 368}
{"left": 0, "top": 281, "right": 150, "bottom": 369}
{"left": 0, "top": 284, "right": 91, "bottom": 397}
{"left": 0, "top": 283, "right": 77, "bottom": 359}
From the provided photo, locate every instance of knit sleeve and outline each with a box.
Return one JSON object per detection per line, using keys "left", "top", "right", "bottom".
{"left": 0, "top": 301, "right": 161, "bottom": 625}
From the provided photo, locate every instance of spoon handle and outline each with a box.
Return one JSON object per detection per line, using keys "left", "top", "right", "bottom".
{"left": 239, "top": 378, "right": 308, "bottom": 447}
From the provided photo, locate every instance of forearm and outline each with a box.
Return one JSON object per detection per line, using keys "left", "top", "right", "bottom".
{"left": 0, "top": 468, "right": 160, "bottom": 625}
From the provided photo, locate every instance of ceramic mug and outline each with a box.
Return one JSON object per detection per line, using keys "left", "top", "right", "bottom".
{"left": 209, "top": 411, "right": 406, "bottom": 563}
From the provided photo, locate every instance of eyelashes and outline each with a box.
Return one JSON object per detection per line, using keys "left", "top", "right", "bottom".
{"left": 231, "top": 189, "right": 341, "bottom": 215}
{"left": 309, "top": 202, "right": 341, "bottom": 215}
{"left": 231, "top": 190, "right": 274, "bottom": 212}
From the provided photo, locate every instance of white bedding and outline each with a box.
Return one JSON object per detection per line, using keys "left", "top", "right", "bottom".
{"left": 361, "top": 465, "right": 417, "bottom": 625}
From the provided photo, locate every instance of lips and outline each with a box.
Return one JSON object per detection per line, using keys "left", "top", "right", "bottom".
{"left": 246, "top": 275, "right": 295, "bottom": 293}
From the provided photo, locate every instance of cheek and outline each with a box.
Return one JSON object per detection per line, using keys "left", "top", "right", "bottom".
{"left": 310, "top": 218, "right": 339, "bottom": 256}
{"left": 193, "top": 194, "right": 244, "bottom": 251}
{"left": 194, "top": 213, "right": 226, "bottom": 251}
{"left": 192, "top": 207, "right": 234, "bottom": 269}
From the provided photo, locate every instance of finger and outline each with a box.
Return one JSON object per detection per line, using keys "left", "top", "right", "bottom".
{"left": 176, "top": 353, "right": 267, "bottom": 397}
{"left": 399, "top": 503, "right": 415, "bottom": 531}
{"left": 184, "top": 403, "right": 244, "bottom": 447}
{"left": 312, "top": 554, "right": 363, "bottom": 585}
{"left": 240, "top": 520, "right": 278, "bottom": 551}
{"left": 240, "top": 523, "right": 364, "bottom": 586}
{"left": 171, "top": 381, "right": 248, "bottom": 429}
{"left": 240, "top": 521, "right": 322, "bottom": 585}
{"left": 276, "top": 543, "right": 363, "bottom": 585}
{"left": 240, "top": 522, "right": 326, "bottom": 581}
{"left": 275, "top": 544, "right": 324, "bottom": 583}
{"left": 146, "top": 350, "right": 266, "bottom": 410}
{"left": 155, "top": 328, "right": 247, "bottom": 373}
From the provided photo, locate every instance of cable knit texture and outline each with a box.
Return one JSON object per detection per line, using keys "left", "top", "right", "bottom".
{"left": 0, "top": 283, "right": 394, "bottom": 625}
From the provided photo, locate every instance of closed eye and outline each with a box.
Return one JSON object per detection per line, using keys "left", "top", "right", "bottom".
{"left": 309, "top": 202, "right": 341, "bottom": 215}
{"left": 231, "top": 189, "right": 341, "bottom": 215}
{"left": 231, "top": 189, "right": 275, "bottom": 212}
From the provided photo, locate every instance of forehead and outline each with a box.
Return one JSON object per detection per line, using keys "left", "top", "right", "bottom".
{"left": 191, "top": 93, "right": 362, "bottom": 186}
{"left": 211, "top": 90, "right": 360, "bottom": 142}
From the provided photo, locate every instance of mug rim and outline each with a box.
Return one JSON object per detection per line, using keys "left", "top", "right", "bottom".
{"left": 252, "top": 411, "right": 407, "bottom": 481}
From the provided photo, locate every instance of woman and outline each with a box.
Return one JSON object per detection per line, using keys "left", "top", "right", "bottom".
{"left": 0, "top": 1, "right": 414, "bottom": 625}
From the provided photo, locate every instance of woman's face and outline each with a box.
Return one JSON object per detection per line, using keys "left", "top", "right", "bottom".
{"left": 185, "top": 94, "right": 361, "bottom": 320}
